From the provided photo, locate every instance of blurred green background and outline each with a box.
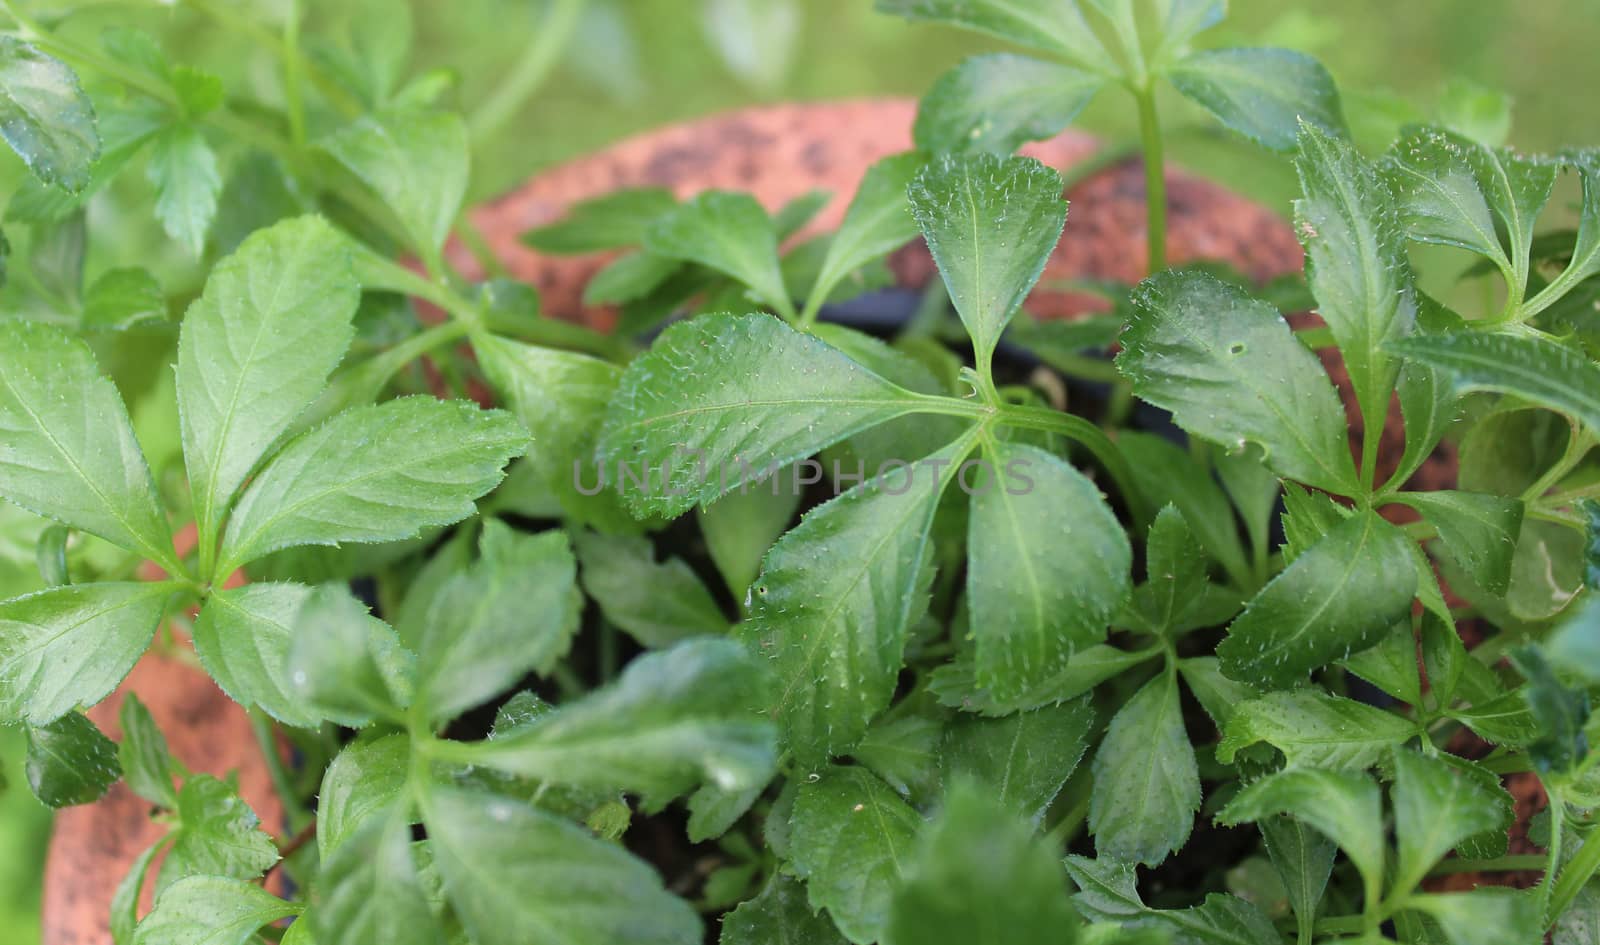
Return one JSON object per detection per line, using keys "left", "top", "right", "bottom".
{"left": 1, "top": 1, "right": 1596, "bottom": 942}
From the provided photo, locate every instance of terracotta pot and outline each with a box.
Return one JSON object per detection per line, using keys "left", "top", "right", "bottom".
{"left": 44, "top": 98, "right": 1310, "bottom": 944}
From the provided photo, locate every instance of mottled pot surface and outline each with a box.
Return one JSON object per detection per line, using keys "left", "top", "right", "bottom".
{"left": 46, "top": 98, "right": 1314, "bottom": 944}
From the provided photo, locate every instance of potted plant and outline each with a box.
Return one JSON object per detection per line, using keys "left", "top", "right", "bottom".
{"left": 3, "top": 2, "right": 1597, "bottom": 945}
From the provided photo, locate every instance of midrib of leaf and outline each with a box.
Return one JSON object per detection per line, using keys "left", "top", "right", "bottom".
{"left": 961, "top": 164, "right": 987, "bottom": 356}
{"left": 612, "top": 395, "right": 923, "bottom": 434}
{"left": 1119, "top": 674, "right": 1185, "bottom": 839}
{"left": 767, "top": 486, "right": 939, "bottom": 718}
{"left": 0, "top": 584, "right": 170, "bottom": 679}
{"left": 864, "top": 789, "right": 909, "bottom": 877}
{"left": 1483, "top": 150, "right": 1530, "bottom": 285}
{"left": 1397, "top": 778, "right": 1463, "bottom": 886}
{"left": 1416, "top": 340, "right": 1600, "bottom": 427}
{"left": 222, "top": 435, "right": 502, "bottom": 570}
{"left": 194, "top": 271, "right": 295, "bottom": 559}
{"left": 982, "top": 436, "right": 1046, "bottom": 641}
{"left": 1161, "top": 305, "right": 1352, "bottom": 491}
{"left": 1317, "top": 137, "right": 1396, "bottom": 407}
{"left": 997, "top": 710, "right": 1031, "bottom": 801}
{"left": 1247, "top": 516, "right": 1376, "bottom": 667}
{"left": 766, "top": 432, "right": 976, "bottom": 719}
{"left": 0, "top": 370, "right": 169, "bottom": 568}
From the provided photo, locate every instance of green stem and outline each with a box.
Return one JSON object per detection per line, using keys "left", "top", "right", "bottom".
{"left": 467, "top": 0, "right": 586, "bottom": 143}
{"left": 1134, "top": 86, "right": 1167, "bottom": 274}
{"left": 1550, "top": 817, "right": 1600, "bottom": 922}
{"left": 1542, "top": 787, "right": 1566, "bottom": 917}
{"left": 250, "top": 709, "right": 311, "bottom": 831}
{"left": 994, "top": 403, "right": 1151, "bottom": 525}
{"left": 1429, "top": 854, "right": 1547, "bottom": 876}
{"left": 282, "top": 0, "right": 306, "bottom": 147}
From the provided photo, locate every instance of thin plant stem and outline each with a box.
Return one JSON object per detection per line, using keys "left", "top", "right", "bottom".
{"left": 1134, "top": 86, "right": 1167, "bottom": 273}
{"left": 468, "top": 0, "right": 587, "bottom": 144}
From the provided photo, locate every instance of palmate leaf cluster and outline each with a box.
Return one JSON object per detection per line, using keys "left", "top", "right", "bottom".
{"left": 0, "top": 2, "right": 1595, "bottom": 945}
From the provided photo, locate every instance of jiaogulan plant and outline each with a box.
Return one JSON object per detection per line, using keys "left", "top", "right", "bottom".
{"left": 0, "top": 0, "right": 1597, "bottom": 944}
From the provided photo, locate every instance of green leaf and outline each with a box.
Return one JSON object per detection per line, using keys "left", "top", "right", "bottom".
{"left": 739, "top": 435, "right": 973, "bottom": 765}
{"left": 584, "top": 250, "right": 681, "bottom": 306}
{"left": 1260, "top": 817, "right": 1336, "bottom": 938}
{"left": 424, "top": 786, "right": 701, "bottom": 945}
{"left": 314, "top": 811, "right": 445, "bottom": 945}
{"left": 908, "top": 153, "right": 1065, "bottom": 366}
{"left": 1293, "top": 121, "right": 1414, "bottom": 437}
{"left": 941, "top": 698, "right": 1093, "bottom": 824}
{"left": 194, "top": 582, "right": 344, "bottom": 728}
{"left": 457, "top": 638, "right": 777, "bottom": 809}
{"left": 25, "top": 711, "right": 119, "bottom": 807}
{"left": 0, "top": 319, "right": 174, "bottom": 568}
{"left": 1119, "top": 433, "right": 1251, "bottom": 589}
{"left": 1393, "top": 331, "right": 1600, "bottom": 434}
{"left": 285, "top": 584, "right": 414, "bottom": 725}
{"left": 574, "top": 529, "right": 726, "bottom": 648}
{"left": 720, "top": 873, "right": 847, "bottom": 945}
{"left": 698, "top": 484, "right": 800, "bottom": 598}
{"left": 176, "top": 215, "right": 360, "bottom": 565}
{"left": 1341, "top": 620, "right": 1424, "bottom": 706}
{"left": 1405, "top": 889, "right": 1542, "bottom": 945}
{"left": 598, "top": 313, "right": 926, "bottom": 518}
{"left": 132, "top": 876, "right": 298, "bottom": 945}
{"left": 111, "top": 840, "right": 164, "bottom": 944}
{"left": 1218, "top": 688, "right": 1417, "bottom": 771}
{"left": 323, "top": 109, "right": 468, "bottom": 256}
{"left": 415, "top": 522, "right": 578, "bottom": 723}
{"left": 0, "top": 582, "right": 174, "bottom": 725}
{"left": 930, "top": 643, "right": 1158, "bottom": 717}
{"left": 1120, "top": 270, "right": 1359, "bottom": 494}
{"left": 1216, "top": 768, "right": 1385, "bottom": 891}
{"left": 1177, "top": 655, "right": 1258, "bottom": 729}
{"left": 914, "top": 54, "right": 1102, "bottom": 155}
{"left": 82, "top": 267, "right": 167, "bottom": 331}
{"left": 1089, "top": 670, "right": 1199, "bottom": 866}
{"left": 1065, "top": 854, "right": 1282, "bottom": 945}
{"left": 875, "top": 0, "right": 1118, "bottom": 74}
{"left": 808, "top": 152, "right": 924, "bottom": 308}
{"left": 1384, "top": 128, "right": 1509, "bottom": 268}
{"left": 316, "top": 734, "right": 409, "bottom": 860}
{"left": 1138, "top": 505, "right": 1209, "bottom": 635}
{"left": 161, "top": 774, "right": 279, "bottom": 889}
{"left": 790, "top": 766, "right": 922, "bottom": 944}
{"left": 884, "top": 780, "right": 1082, "bottom": 945}
{"left": 852, "top": 709, "right": 945, "bottom": 802}
{"left": 1391, "top": 751, "right": 1510, "bottom": 892}
{"left": 1217, "top": 512, "right": 1416, "bottom": 688}
{"left": 1384, "top": 128, "right": 1555, "bottom": 291}
{"left": 218, "top": 397, "right": 526, "bottom": 573}
{"left": 968, "top": 438, "right": 1129, "bottom": 695}
{"left": 643, "top": 190, "right": 791, "bottom": 316}
{"left": 522, "top": 187, "right": 677, "bottom": 253}
{"left": 1394, "top": 353, "right": 1459, "bottom": 488}
{"left": 0, "top": 37, "right": 99, "bottom": 191}
{"left": 1393, "top": 491, "right": 1523, "bottom": 595}
{"left": 145, "top": 123, "right": 220, "bottom": 255}
{"left": 118, "top": 693, "right": 175, "bottom": 808}
{"left": 1510, "top": 646, "right": 1590, "bottom": 776}
{"left": 474, "top": 332, "right": 626, "bottom": 527}
{"left": 1169, "top": 49, "right": 1343, "bottom": 150}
